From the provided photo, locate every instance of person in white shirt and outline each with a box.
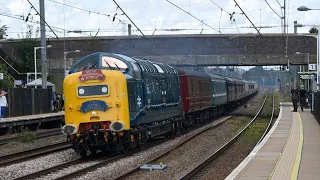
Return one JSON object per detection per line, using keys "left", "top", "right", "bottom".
{"left": 0, "top": 90, "right": 8, "bottom": 119}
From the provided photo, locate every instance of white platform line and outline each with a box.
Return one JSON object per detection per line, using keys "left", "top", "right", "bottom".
{"left": 225, "top": 106, "right": 283, "bottom": 180}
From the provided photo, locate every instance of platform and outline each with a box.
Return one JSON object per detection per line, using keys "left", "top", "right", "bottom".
{"left": 226, "top": 102, "right": 320, "bottom": 180}
{"left": 0, "top": 112, "right": 65, "bottom": 128}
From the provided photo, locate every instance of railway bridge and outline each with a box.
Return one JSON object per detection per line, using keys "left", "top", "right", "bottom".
{"left": 0, "top": 33, "right": 316, "bottom": 92}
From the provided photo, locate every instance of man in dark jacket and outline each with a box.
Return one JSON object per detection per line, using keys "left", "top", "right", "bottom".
{"left": 291, "top": 85, "right": 299, "bottom": 112}
{"left": 299, "top": 85, "right": 307, "bottom": 111}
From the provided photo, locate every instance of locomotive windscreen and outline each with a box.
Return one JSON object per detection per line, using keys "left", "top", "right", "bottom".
{"left": 101, "top": 56, "right": 128, "bottom": 72}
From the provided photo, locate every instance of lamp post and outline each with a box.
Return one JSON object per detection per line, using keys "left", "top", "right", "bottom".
{"left": 64, "top": 50, "right": 80, "bottom": 77}
{"left": 34, "top": 45, "right": 52, "bottom": 89}
{"left": 298, "top": 6, "right": 320, "bottom": 91}
{"left": 296, "top": 52, "right": 310, "bottom": 91}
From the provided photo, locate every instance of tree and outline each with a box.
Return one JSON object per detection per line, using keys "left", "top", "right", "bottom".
{"left": 309, "top": 27, "right": 318, "bottom": 33}
{"left": 17, "top": 24, "right": 40, "bottom": 73}
{"left": 0, "top": 24, "right": 8, "bottom": 39}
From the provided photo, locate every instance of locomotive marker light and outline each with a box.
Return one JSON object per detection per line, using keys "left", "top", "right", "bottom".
{"left": 61, "top": 124, "right": 78, "bottom": 136}
{"left": 110, "top": 121, "right": 125, "bottom": 132}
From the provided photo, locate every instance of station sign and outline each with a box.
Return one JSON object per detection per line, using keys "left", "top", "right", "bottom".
{"left": 309, "top": 64, "right": 317, "bottom": 71}
{"left": 300, "top": 74, "right": 312, "bottom": 79}
{"left": 79, "top": 69, "right": 105, "bottom": 82}
{"left": 14, "top": 80, "right": 23, "bottom": 85}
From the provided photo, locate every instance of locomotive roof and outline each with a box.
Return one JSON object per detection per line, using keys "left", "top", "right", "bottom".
{"left": 173, "top": 67, "right": 211, "bottom": 78}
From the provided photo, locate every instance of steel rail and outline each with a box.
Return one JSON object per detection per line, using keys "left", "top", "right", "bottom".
{"left": 178, "top": 94, "right": 269, "bottom": 180}
{"left": 13, "top": 158, "right": 83, "bottom": 180}
{"left": 54, "top": 154, "right": 127, "bottom": 180}
{"left": 113, "top": 116, "right": 233, "bottom": 180}
{"left": 0, "top": 142, "right": 70, "bottom": 167}
{"left": 256, "top": 89, "right": 275, "bottom": 146}
{"left": 0, "top": 129, "right": 62, "bottom": 146}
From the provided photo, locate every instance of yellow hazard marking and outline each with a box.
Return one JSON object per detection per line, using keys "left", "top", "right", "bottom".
{"left": 268, "top": 126, "right": 292, "bottom": 180}
{"left": 290, "top": 113, "right": 303, "bottom": 180}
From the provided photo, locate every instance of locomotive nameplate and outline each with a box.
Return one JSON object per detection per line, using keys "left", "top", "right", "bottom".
{"left": 79, "top": 69, "right": 105, "bottom": 82}
{"left": 81, "top": 100, "right": 108, "bottom": 113}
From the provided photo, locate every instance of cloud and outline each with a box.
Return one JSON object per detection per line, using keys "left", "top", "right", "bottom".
{"left": 0, "top": 0, "right": 319, "bottom": 38}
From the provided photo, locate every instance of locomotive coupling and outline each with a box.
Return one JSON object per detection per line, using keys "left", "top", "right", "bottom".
{"left": 61, "top": 124, "right": 78, "bottom": 136}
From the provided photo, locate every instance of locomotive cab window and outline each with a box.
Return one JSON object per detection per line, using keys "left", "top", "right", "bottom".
{"left": 77, "top": 84, "right": 109, "bottom": 97}
{"left": 74, "top": 56, "right": 98, "bottom": 73}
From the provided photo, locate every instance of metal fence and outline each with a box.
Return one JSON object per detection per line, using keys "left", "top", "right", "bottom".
{"left": 2, "top": 88, "right": 52, "bottom": 117}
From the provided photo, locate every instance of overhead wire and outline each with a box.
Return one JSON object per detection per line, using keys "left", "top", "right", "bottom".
{"left": 26, "top": 0, "right": 59, "bottom": 39}
{"left": 0, "top": 13, "right": 23, "bottom": 21}
{"left": 165, "top": 0, "right": 257, "bottom": 64}
{"left": 276, "top": 0, "right": 282, "bottom": 7}
{"left": 112, "top": 0, "right": 146, "bottom": 38}
{"left": 233, "top": 0, "right": 262, "bottom": 36}
{"left": 265, "top": 0, "right": 282, "bottom": 17}
{"left": 165, "top": 0, "right": 239, "bottom": 45}
{"left": 48, "top": 0, "right": 125, "bottom": 24}
{"left": 209, "top": 0, "right": 231, "bottom": 15}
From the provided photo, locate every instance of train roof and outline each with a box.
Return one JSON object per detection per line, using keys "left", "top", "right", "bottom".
{"left": 205, "top": 72, "right": 226, "bottom": 81}
{"left": 173, "top": 67, "right": 211, "bottom": 78}
{"left": 225, "top": 77, "right": 245, "bottom": 84}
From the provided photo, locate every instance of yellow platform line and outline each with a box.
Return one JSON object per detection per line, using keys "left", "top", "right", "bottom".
{"left": 291, "top": 113, "right": 303, "bottom": 180}
{"left": 268, "top": 125, "right": 292, "bottom": 180}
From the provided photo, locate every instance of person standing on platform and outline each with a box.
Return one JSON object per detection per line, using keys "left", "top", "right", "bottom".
{"left": 291, "top": 85, "right": 299, "bottom": 112}
{"left": 0, "top": 90, "right": 8, "bottom": 119}
{"left": 299, "top": 85, "right": 307, "bottom": 111}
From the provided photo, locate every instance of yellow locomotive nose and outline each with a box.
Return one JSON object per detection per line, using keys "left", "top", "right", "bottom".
{"left": 63, "top": 69, "right": 130, "bottom": 135}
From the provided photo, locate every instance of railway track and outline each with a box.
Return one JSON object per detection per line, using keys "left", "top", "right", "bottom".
{"left": 8, "top": 93, "right": 264, "bottom": 180}
{"left": 0, "top": 142, "right": 71, "bottom": 167}
{"left": 113, "top": 93, "right": 269, "bottom": 180}
{"left": 0, "top": 129, "right": 62, "bottom": 146}
{"left": 14, "top": 115, "right": 233, "bottom": 180}
{"left": 179, "top": 92, "right": 274, "bottom": 179}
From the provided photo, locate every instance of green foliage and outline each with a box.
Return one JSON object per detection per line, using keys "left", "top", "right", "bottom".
{"left": 47, "top": 75, "right": 55, "bottom": 84}
{"left": 309, "top": 27, "right": 318, "bottom": 33}
{"left": 0, "top": 64, "right": 14, "bottom": 87}
{"left": 17, "top": 23, "right": 40, "bottom": 73}
{"left": 0, "top": 24, "right": 8, "bottom": 39}
{"left": 19, "top": 126, "right": 36, "bottom": 142}
{"left": 240, "top": 122, "right": 267, "bottom": 146}
{"left": 17, "top": 38, "right": 39, "bottom": 73}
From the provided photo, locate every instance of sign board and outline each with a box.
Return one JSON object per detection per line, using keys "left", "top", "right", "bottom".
{"left": 78, "top": 69, "right": 105, "bottom": 82}
{"left": 0, "top": 73, "right": 3, "bottom": 80}
{"left": 298, "top": 71, "right": 317, "bottom": 74}
{"left": 14, "top": 80, "right": 23, "bottom": 85}
{"left": 300, "top": 74, "right": 312, "bottom": 79}
{"left": 309, "top": 64, "right": 317, "bottom": 71}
